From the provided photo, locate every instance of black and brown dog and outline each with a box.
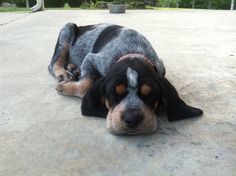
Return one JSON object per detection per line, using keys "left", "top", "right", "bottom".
{"left": 48, "top": 23, "right": 203, "bottom": 135}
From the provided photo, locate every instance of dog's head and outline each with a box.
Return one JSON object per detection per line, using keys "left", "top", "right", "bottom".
{"left": 81, "top": 57, "right": 203, "bottom": 135}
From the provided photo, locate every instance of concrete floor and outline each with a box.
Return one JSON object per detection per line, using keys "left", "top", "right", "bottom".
{"left": 0, "top": 10, "right": 236, "bottom": 176}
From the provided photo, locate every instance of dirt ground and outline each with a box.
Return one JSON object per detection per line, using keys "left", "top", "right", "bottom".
{"left": 0, "top": 10, "right": 236, "bottom": 176}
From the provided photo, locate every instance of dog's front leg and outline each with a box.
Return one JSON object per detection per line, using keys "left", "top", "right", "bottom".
{"left": 56, "top": 78, "right": 93, "bottom": 98}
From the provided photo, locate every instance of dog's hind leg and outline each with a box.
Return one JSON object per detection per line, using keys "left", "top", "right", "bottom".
{"left": 55, "top": 53, "right": 103, "bottom": 98}
{"left": 48, "top": 23, "right": 78, "bottom": 82}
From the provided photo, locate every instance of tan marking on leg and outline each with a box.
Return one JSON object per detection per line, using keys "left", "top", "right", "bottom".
{"left": 56, "top": 79, "right": 93, "bottom": 98}
{"left": 52, "top": 45, "right": 70, "bottom": 82}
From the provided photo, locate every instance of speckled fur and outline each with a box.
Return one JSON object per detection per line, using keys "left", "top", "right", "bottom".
{"left": 49, "top": 23, "right": 165, "bottom": 80}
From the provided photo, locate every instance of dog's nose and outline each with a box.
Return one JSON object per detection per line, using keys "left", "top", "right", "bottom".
{"left": 122, "top": 111, "right": 143, "bottom": 128}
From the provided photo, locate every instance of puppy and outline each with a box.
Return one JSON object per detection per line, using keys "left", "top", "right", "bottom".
{"left": 48, "top": 23, "right": 203, "bottom": 135}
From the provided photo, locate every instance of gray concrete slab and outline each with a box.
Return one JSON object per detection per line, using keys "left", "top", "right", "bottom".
{"left": 0, "top": 10, "right": 236, "bottom": 176}
{"left": 0, "top": 12, "right": 30, "bottom": 26}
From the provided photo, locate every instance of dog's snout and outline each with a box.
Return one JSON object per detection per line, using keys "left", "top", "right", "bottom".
{"left": 122, "top": 110, "right": 143, "bottom": 128}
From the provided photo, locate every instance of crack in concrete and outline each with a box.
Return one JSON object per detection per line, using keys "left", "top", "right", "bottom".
{"left": 179, "top": 80, "right": 197, "bottom": 92}
{"left": 0, "top": 13, "right": 32, "bottom": 27}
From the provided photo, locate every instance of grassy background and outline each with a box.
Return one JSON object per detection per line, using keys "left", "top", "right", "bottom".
{"left": 0, "top": 7, "right": 30, "bottom": 12}
{"left": 0, "top": 6, "right": 189, "bottom": 12}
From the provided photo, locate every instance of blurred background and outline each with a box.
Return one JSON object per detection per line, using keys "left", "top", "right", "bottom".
{"left": 0, "top": 0, "right": 235, "bottom": 10}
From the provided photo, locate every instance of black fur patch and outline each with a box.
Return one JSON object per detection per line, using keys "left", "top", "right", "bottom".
{"left": 92, "top": 25, "right": 123, "bottom": 53}
{"left": 72, "top": 25, "right": 95, "bottom": 46}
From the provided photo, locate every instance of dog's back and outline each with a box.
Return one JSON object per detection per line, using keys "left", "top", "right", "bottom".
{"left": 68, "top": 23, "right": 164, "bottom": 76}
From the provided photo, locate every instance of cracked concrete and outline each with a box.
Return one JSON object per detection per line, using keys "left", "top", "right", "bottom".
{"left": 0, "top": 10, "right": 236, "bottom": 176}
{"left": 0, "top": 12, "right": 31, "bottom": 26}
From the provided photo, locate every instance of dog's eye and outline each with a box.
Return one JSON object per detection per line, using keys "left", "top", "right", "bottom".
{"left": 115, "top": 84, "right": 127, "bottom": 96}
{"left": 140, "top": 84, "right": 151, "bottom": 96}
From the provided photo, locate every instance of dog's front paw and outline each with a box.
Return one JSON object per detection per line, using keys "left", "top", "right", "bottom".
{"left": 56, "top": 81, "right": 67, "bottom": 95}
{"left": 56, "top": 81, "right": 71, "bottom": 96}
{"left": 55, "top": 81, "right": 78, "bottom": 96}
{"left": 56, "top": 70, "right": 76, "bottom": 83}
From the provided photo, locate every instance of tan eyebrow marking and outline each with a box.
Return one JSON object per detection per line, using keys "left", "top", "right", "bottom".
{"left": 140, "top": 84, "right": 151, "bottom": 96}
{"left": 115, "top": 84, "right": 126, "bottom": 95}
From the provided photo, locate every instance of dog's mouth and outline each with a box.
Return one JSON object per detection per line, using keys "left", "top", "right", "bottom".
{"left": 107, "top": 121, "right": 157, "bottom": 136}
{"left": 108, "top": 128, "right": 144, "bottom": 136}
{"left": 106, "top": 107, "right": 158, "bottom": 135}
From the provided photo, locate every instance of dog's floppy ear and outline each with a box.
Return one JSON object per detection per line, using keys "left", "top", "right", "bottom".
{"left": 156, "top": 75, "right": 203, "bottom": 121}
{"left": 81, "top": 77, "right": 108, "bottom": 118}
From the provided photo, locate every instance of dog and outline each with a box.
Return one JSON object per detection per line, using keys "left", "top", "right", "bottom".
{"left": 48, "top": 23, "right": 203, "bottom": 135}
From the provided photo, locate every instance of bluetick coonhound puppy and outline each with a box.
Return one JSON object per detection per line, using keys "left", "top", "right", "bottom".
{"left": 48, "top": 23, "right": 203, "bottom": 135}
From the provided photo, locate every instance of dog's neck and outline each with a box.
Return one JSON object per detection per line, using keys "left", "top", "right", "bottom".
{"left": 117, "top": 53, "right": 156, "bottom": 70}
{"left": 117, "top": 53, "right": 154, "bottom": 65}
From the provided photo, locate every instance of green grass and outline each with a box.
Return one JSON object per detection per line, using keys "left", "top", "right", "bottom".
{"left": 46, "top": 7, "right": 97, "bottom": 10}
{"left": 0, "top": 7, "right": 98, "bottom": 12}
{"left": 152, "top": 7, "right": 190, "bottom": 10}
{"left": 0, "top": 7, "right": 30, "bottom": 12}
